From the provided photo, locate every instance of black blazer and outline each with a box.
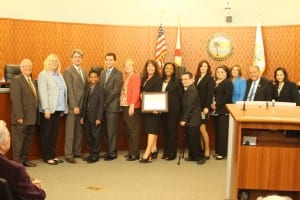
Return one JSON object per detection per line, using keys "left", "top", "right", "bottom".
{"left": 214, "top": 79, "right": 233, "bottom": 114}
{"left": 164, "top": 78, "right": 183, "bottom": 112}
{"left": 141, "top": 75, "right": 163, "bottom": 93}
{"left": 196, "top": 75, "right": 214, "bottom": 110}
{"left": 244, "top": 77, "right": 272, "bottom": 101}
{"left": 181, "top": 84, "right": 201, "bottom": 126}
{"left": 0, "top": 154, "right": 46, "bottom": 200}
{"left": 81, "top": 83, "right": 106, "bottom": 123}
{"left": 273, "top": 81, "right": 300, "bottom": 105}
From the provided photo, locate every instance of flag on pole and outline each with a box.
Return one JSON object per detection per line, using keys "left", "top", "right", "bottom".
{"left": 155, "top": 24, "right": 167, "bottom": 67}
{"left": 174, "top": 23, "right": 182, "bottom": 66}
{"left": 253, "top": 21, "right": 266, "bottom": 74}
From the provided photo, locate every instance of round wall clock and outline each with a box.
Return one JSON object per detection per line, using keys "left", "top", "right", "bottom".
{"left": 206, "top": 33, "right": 234, "bottom": 61}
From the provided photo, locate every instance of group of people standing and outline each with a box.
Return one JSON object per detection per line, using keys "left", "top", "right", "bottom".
{"left": 8, "top": 50, "right": 300, "bottom": 168}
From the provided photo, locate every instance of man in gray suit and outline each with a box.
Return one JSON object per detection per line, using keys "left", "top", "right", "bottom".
{"left": 99, "top": 52, "right": 122, "bottom": 161}
{"left": 10, "top": 58, "right": 38, "bottom": 167}
{"left": 63, "top": 49, "right": 88, "bottom": 163}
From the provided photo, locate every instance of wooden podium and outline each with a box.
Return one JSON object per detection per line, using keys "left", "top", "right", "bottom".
{"left": 226, "top": 103, "right": 300, "bottom": 200}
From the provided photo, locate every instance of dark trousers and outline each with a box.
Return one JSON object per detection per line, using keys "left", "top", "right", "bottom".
{"left": 161, "top": 111, "right": 180, "bottom": 158}
{"left": 84, "top": 118, "right": 102, "bottom": 159}
{"left": 122, "top": 107, "right": 141, "bottom": 157}
{"left": 39, "top": 111, "right": 60, "bottom": 161}
{"left": 102, "top": 111, "right": 119, "bottom": 157}
{"left": 186, "top": 125, "right": 203, "bottom": 161}
{"left": 11, "top": 124, "right": 35, "bottom": 162}
{"left": 212, "top": 114, "right": 229, "bottom": 157}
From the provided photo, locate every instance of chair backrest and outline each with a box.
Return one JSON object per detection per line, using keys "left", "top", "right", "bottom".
{"left": 0, "top": 178, "right": 13, "bottom": 200}
{"left": 4, "top": 64, "right": 21, "bottom": 82}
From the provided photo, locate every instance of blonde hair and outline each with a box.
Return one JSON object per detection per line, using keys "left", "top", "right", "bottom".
{"left": 43, "top": 54, "right": 61, "bottom": 72}
{"left": 124, "top": 58, "right": 136, "bottom": 73}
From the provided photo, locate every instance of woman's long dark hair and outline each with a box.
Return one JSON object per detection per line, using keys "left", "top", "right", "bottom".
{"left": 274, "top": 66, "right": 289, "bottom": 84}
{"left": 194, "top": 60, "right": 212, "bottom": 83}
{"left": 141, "top": 60, "right": 160, "bottom": 79}
{"left": 162, "top": 62, "right": 176, "bottom": 81}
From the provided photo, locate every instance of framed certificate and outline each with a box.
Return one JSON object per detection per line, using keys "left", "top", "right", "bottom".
{"left": 141, "top": 92, "right": 168, "bottom": 113}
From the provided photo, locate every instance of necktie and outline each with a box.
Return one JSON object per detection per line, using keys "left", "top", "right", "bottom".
{"left": 248, "top": 81, "right": 256, "bottom": 101}
{"left": 77, "top": 67, "right": 84, "bottom": 83}
{"left": 105, "top": 69, "right": 111, "bottom": 83}
{"left": 27, "top": 77, "right": 38, "bottom": 107}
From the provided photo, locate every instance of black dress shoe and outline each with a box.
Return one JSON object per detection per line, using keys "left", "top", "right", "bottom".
{"left": 73, "top": 154, "right": 82, "bottom": 158}
{"left": 86, "top": 157, "right": 99, "bottom": 163}
{"left": 197, "top": 157, "right": 206, "bottom": 165}
{"left": 65, "top": 158, "right": 77, "bottom": 163}
{"left": 53, "top": 158, "right": 64, "bottom": 163}
{"left": 104, "top": 156, "right": 116, "bottom": 161}
{"left": 126, "top": 156, "right": 139, "bottom": 161}
{"left": 23, "top": 161, "right": 37, "bottom": 167}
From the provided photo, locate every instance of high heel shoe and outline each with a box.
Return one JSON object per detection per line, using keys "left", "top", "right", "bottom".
{"left": 151, "top": 151, "right": 158, "bottom": 159}
{"left": 139, "top": 156, "right": 152, "bottom": 163}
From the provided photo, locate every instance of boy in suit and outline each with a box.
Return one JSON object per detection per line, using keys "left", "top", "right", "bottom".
{"left": 80, "top": 70, "right": 106, "bottom": 163}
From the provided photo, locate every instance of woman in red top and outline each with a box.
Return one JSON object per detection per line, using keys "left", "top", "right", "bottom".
{"left": 120, "top": 58, "right": 142, "bottom": 161}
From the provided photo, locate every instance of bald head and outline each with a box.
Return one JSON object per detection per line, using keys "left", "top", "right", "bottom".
{"left": 248, "top": 65, "right": 261, "bottom": 81}
{"left": 0, "top": 120, "right": 11, "bottom": 155}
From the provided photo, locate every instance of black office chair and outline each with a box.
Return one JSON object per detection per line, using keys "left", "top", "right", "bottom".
{"left": 4, "top": 64, "right": 21, "bottom": 82}
{"left": 0, "top": 178, "right": 13, "bottom": 200}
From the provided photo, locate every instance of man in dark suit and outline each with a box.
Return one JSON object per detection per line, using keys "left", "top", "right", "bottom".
{"left": 80, "top": 70, "right": 106, "bottom": 163}
{"left": 0, "top": 120, "right": 46, "bottom": 200}
{"left": 10, "top": 58, "right": 38, "bottom": 167}
{"left": 99, "top": 52, "right": 122, "bottom": 161}
{"left": 180, "top": 72, "right": 206, "bottom": 165}
{"left": 63, "top": 49, "right": 88, "bottom": 163}
{"left": 244, "top": 65, "right": 272, "bottom": 101}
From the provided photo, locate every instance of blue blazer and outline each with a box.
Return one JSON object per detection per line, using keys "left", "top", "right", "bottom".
{"left": 38, "top": 70, "right": 68, "bottom": 114}
{"left": 232, "top": 77, "right": 246, "bottom": 103}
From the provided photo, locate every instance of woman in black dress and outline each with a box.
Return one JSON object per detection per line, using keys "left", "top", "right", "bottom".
{"left": 273, "top": 67, "right": 300, "bottom": 105}
{"left": 140, "top": 60, "right": 163, "bottom": 163}
{"left": 161, "top": 62, "right": 183, "bottom": 160}
{"left": 194, "top": 60, "right": 214, "bottom": 159}
{"left": 211, "top": 65, "right": 233, "bottom": 160}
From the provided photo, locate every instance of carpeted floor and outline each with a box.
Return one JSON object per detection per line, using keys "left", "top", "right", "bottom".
{"left": 26, "top": 151, "right": 226, "bottom": 200}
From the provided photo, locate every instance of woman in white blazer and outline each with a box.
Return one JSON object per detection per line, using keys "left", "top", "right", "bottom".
{"left": 38, "top": 54, "right": 68, "bottom": 165}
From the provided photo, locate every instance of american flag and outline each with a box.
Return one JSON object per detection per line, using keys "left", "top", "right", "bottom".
{"left": 155, "top": 24, "right": 167, "bottom": 67}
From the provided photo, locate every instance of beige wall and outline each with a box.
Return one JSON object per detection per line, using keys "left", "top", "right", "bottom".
{"left": 0, "top": 0, "right": 299, "bottom": 26}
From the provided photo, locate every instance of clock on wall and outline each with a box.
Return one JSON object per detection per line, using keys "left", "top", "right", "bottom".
{"left": 206, "top": 33, "right": 234, "bottom": 61}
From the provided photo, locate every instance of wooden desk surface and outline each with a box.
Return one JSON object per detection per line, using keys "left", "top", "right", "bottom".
{"left": 226, "top": 104, "right": 300, "bottom": 124}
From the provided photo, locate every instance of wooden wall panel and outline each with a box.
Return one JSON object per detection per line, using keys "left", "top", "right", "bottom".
{"left": 0, "top": 18, "right": 299, "bottom": 83}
